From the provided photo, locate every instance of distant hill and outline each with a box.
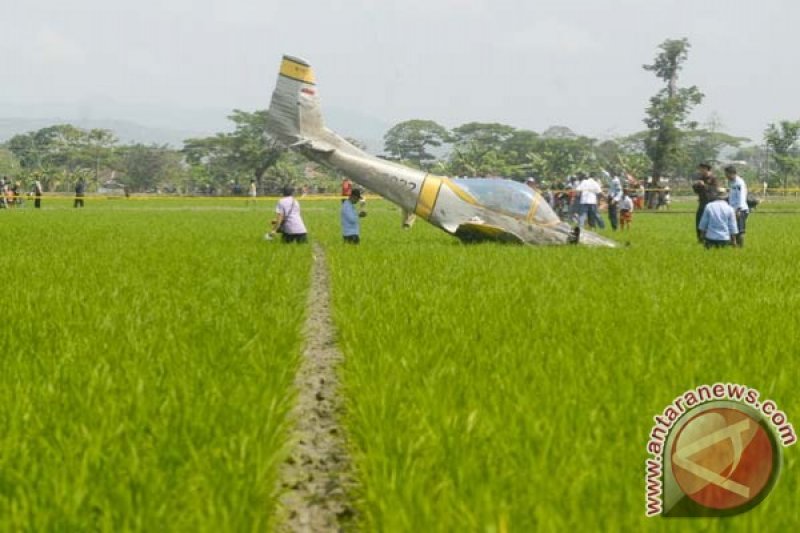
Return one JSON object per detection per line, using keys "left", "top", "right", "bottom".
{"left": 0, "top": 100, "right": 392, "bottom": 153}
{"left": 0, "top": 117, "right": 214, "bottom": 147}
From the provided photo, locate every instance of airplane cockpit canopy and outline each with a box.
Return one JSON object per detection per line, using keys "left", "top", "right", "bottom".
{"left": 451, "top": 178, "right": 561, "bottom": 226}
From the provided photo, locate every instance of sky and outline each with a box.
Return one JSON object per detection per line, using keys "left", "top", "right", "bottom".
{"left": 1, "top": 0, "right": 799, "bottom": 143}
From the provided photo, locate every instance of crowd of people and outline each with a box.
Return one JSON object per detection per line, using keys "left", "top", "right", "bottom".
{"left": 526, "top": 171, "right": 642, "bottom": 232}
{"left": 0, "top": 176, "right": 67, "bottom": 209}
{"left": 0, "top": 177, "right": 27, "bottom": 209}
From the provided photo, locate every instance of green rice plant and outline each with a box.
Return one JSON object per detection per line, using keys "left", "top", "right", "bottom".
{"left": 2, "top": 196, "right": 798, "bottom": 531}
{"left": 0, "top": 204, "right": 310, "bottom": 530}
{"left": 312, "top": 200, "right": 799, "bottom": 532}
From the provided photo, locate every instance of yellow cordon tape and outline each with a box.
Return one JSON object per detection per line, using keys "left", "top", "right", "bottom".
{"left": 6, "top": 195, "right": 384, "bottom": 201}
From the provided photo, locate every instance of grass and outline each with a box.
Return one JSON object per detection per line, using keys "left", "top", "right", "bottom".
{"left": 308, "top": 199, "right": 800, "bottom": 531}
{"left": 0, "top": 202, "right": 310, "bottom": 530}
{"left": 1, "top": 196, "right": 798, "bottom": 531}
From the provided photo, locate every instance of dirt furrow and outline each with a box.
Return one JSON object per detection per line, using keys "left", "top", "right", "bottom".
{"left": 276, "top": 243, "right": 354, "bottom": 532}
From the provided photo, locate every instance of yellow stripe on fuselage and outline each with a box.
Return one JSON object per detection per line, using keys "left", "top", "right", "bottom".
{"left": 442, "top": 177, "right": 477, "bottom": 205}
{"left": 280, "top": 58, "right": 316, "bottom": 85}
{"left": 526, "top": 193, "right": 542, "bottom": 223}
{"left": 415, "top": 175, "right": 443, "bottom": 219}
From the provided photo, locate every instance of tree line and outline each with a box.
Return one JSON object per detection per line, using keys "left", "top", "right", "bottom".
{"left": 0, "top": 111, "right": 336, "bottom": 194}
{"left": 2, "top": 38, "right": 799, "bottom": 193}
{"left": 382, "top": 39, "right": 800, "bottom": 189}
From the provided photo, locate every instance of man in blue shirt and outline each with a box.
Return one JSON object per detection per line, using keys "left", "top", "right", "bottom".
{"left": 725, "top": 165, "right": 749, "bottom": 248}
{"left": 341, "top": 188, "right": 367, "bottom": 244}
{"left": 698, "top": 188, "right": 738, "bottom": 249}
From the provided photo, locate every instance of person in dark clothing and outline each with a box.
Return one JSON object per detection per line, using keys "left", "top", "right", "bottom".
{"left": 692, "top": 162, "right": 718, "bottom": 243}
{"left": 74, "top": 179, "right": 86, "bottom": 208}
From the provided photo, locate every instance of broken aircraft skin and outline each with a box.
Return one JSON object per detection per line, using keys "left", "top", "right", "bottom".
{"left": 266, "top": 55, "right": 618, "bottom": 248}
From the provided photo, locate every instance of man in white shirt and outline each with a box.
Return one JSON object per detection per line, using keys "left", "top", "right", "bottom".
{"left": 698, "top": 188, "right": 738, "bottom": 249}
{"left": 576, "top": 173, "right": 604, "bottom": 229}
{"left": 725, "top": 165, "right": 749, "bottom": 248}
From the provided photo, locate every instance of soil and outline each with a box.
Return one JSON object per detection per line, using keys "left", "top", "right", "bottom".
{"left": 276, "top": 243, "right": 355, "bottom": 532}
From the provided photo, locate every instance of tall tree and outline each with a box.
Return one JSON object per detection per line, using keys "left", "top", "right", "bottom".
{"left": 523, "top": 136, "right": 597, "bottom": 181}
{"left": 682, "top": 129, "right": 748, "bottom": 176}
{"left": 643, "top": 38, "right": 704, "bottom": 178}
{"left": 0, "top": 148, "right": 20, "bottom": 176}
{"left": 85, "top": 129, "right": 118, "bottom": 184}
{"left": 183, "top": 109, "right": 284, "bottom": 189}
{"left": 541, "top": 125, "right": 577, "bottom": 139}
{"left": 383, "top": 119, "right": 450, "bottom": 168}
{"left": 449, "top": 122, "right": 516, "bottom": 176}
{"left": 451, "top": 122, "right": 515, "bottom": 152}
{"left": 119, "top": 144, "right": 184, "bottom": 192}
{"left": 765, "top": 120, "right": 800, "bottom": 190}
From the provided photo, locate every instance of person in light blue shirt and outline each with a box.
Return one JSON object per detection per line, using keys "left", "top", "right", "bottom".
{"left": 698, "top": 188, "right": 738, "bottom": 249}
{"left": 341, "top": 188, "right": 367, "bottom": 244}
{"left": 725, "top": 165, "right": 749, "bottom": 248}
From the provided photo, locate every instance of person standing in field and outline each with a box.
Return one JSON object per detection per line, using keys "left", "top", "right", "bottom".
{"left": 5, "top": 180, "right": 16, "bottom": 208}
{"left": 577, "top": 173, "right": 604, "bottom": 229}
{"left": 698, "top": 188, "right": 738, "bottom": 249}
{"left": 247, "top": 179, "right": 257, "bottom": 206}
{"left": 269, "top": 186, "right": 308, "bottom": 243}
{"left": 33, "top": 179, "right": 43, "bottom": 209}
{"left": 635, "top": 181, "right": 645, "bottom": 210}
{"left": 341, "top": 188, "right": 367, "bottom": 244}
{"left": 619, "top": 190, "right": 634, "bottom": 230}
{"left": 607, "top": 172, "right": 622, "bottom": 231}
{"left": 692, "top": 162, "right": 718, "bottom": 243}
{"left": 725, "top": 165, "right": 749, "bottom": 248}
{"left": 74, "top": 178, "right": 86, "bottom": 208}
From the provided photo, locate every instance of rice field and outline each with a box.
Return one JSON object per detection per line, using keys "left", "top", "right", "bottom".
{"left": 1, "top": 202, "right": 310, "bottom": 530}
{"left": 1, "top": 195, "right": 798, "bottom": 531}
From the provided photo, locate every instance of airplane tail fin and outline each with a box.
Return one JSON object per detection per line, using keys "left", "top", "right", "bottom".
{"left": 266, "top": 55, "right": 326, "bottom": 145}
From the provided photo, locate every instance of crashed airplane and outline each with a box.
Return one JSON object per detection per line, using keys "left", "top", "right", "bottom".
{"left": 266, "top": 55, "right": 617, "bottom": 247}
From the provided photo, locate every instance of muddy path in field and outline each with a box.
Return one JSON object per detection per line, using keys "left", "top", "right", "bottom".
{"left": 276, "top": 243, "right": 355, "bottom": 532}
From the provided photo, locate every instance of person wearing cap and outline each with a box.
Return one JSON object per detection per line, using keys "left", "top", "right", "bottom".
{"left": 725, "top": 165, "right": 749, "bottom": 247}
{"left": 269, "top": 185, "right": 308, "bottom": 243}
{"left": 341, "top": 188, "right": 367, "bottom": 244}
{"left": 698, "top": 188, "right": 738, "bottom": 249}
{"left": 692, "top": 162, "right": 719, "bottom": 243}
